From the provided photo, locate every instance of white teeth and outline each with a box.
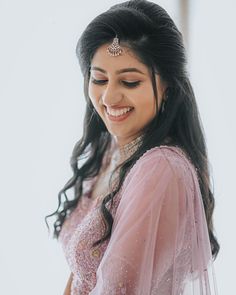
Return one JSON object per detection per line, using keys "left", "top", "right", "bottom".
{"left": 106, "top": 107, "right": 133, "bottom": 117}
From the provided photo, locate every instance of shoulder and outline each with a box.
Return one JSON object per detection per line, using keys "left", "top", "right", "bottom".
{"left": 124, "top": 145, "right": 198, "bottom": 188}
{"left": 117, "top": 145, "right": 199, "bottom": 213}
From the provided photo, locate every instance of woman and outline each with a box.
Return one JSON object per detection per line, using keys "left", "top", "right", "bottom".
{"left": 45, "top": 0, "right": 219, "bottom": 294}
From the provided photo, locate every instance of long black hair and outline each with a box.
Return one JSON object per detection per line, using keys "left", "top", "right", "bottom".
{"left": 45, "top": 0, "right": 219, "bottom": 259}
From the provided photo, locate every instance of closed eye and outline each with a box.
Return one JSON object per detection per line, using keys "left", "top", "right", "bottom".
{"left": 91, "top": 78, "right": 141, "bottom": 88}
{"left": 91, "top": 78, "right": 107, "bottom": 85}
{"left": 122, "top": 81, "right": 140, "bottom": 88}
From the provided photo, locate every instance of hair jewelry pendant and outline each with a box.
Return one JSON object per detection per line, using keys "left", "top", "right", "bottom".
{"left": 107, "top": 36, "right": 123, "bottom": 56}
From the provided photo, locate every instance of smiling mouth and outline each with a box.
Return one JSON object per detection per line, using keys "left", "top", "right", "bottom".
{"left": 105, "top": 106, "right": 134, "bottom": 117}
{"left": 104, "top": 106, "right": 134, "bottom": 122}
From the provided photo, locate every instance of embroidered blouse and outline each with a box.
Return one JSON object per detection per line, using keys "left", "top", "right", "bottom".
{"left": 58, "top": 135, "right": 218, "bottom": 295}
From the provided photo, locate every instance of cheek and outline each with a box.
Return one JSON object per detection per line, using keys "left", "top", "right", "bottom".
{"left": 88, "top": 83, "right": 95, "bottom": 100}
{"left": 88, "top": 84, "right": 100, "bottom": 107}
{"left": 140, "top": 99, "right": 156, "bottom": 120}
{"left": 139, "top": 82, "right": 155, "bottom": 105}
{"left": 135, "top": 87, "right": 157, "bottom": 118}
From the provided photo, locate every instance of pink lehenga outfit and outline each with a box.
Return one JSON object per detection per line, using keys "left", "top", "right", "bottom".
{"left": 59, "top": 135, "right": 218, "bottom": 295}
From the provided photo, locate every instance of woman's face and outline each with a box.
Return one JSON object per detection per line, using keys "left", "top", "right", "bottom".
{"left": 88, "top": 43, "right": 166, "bottom": 146}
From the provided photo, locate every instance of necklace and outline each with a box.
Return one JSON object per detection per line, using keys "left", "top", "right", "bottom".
{"left": 89, "top": 134, "right": 144, "bottom": 201}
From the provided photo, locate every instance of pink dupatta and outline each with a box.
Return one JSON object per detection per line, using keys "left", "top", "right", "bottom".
{"left": 89, "top": 146, "right": 217, "bottom": 295}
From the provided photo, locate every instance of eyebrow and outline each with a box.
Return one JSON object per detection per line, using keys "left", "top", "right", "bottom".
{"left": 90, "top": 66, "right": 145, "bottom": 75}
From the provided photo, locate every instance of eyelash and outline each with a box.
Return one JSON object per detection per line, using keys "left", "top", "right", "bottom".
{"left": 91, "top": 78, "right": 141, "bottom": 88}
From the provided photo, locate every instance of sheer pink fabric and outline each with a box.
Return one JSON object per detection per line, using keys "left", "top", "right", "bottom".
{"left": 59, "top": 146, "right": 218, "bottom": 295}
{"left": 89, "top": 147, "right": 218, "bottom": 294}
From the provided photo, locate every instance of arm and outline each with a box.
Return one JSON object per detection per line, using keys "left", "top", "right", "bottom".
{"left": 63, "top": 272, "right": 73, "bottom": 295}
{"left": 89, "top": 148, "right": 216, "bottom": 294}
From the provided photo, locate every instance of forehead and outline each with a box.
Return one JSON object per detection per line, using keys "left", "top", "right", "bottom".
{"left": 90, "top": 43, "right": 149, "bottom": 75}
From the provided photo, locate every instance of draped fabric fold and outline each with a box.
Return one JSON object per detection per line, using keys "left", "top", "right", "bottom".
{"left": 89, "top": 147, "right": 217, "bottom": 295}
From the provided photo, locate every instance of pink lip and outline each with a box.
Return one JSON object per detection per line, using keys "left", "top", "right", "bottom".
{"left": 105, "top": 108, "right": 134, "bottom": 122}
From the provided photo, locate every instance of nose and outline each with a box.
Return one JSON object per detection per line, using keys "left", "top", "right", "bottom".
{"left": 99, "top": 81, "right": 123, "bottom": 107}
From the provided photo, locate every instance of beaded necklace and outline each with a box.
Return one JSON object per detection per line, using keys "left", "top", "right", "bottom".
{"left": 89, "top": 134, "right": 144, "bottom": 201}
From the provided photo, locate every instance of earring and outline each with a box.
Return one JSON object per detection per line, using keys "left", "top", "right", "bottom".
{"left": 161, "top": 99, "right": 166, "bottom": 113}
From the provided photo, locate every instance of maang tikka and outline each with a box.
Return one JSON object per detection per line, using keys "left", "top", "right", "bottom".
{"left": 107, "top": 36, "right": 123, "bottom": 57}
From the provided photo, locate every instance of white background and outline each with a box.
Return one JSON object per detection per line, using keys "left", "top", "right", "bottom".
{"left": 0, "top": 0, "right": 235, "bottom": 294}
